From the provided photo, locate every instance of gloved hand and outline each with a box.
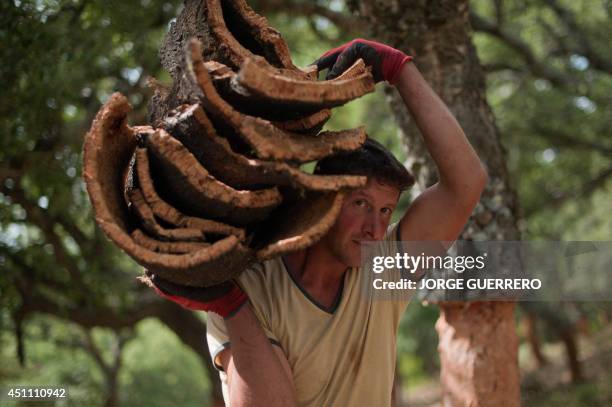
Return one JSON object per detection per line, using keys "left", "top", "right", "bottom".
{"left": 312, "top": 38, "right": 413, "bottom": 84}
{"left": 138, "top": 272, "right": 248, "bottom": 319}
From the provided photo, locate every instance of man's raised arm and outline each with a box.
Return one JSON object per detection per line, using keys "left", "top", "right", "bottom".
{"left": 394, "top": 62, "right": 488, "bottom": 243}
{"left": 313, "top": 39, "right": 487, "bottom": 244}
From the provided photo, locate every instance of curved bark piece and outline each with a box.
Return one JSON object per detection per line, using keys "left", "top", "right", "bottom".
{"left": 187, "top": 39, "right": 367, "bottom": 162}
{"left": 83, "top": 92, "right": 252, "bottom": 287}
{"left": 205, "top": 0, "right": 312, "bottom": 79}
{"left": 128, "top": 188, "right": 208, "bottom": 242}
{"left": 134, "top": 147, "right": 246, "bottom": 240}
{"left": 131, "top": 229, "right": 210, "bottom": 254}
{"left": 270, "top": 109, "right": 331, "bottom": 135}
{"left": 256, "top": 192, "right": 346, "bottom": 259}
{"left": 204, "top": 59, "right": 370, "bottom": 121}
{"left": 237, "top": 57, "right": 375, "bottom": 107}
{"left": 83, "top": 93, "right": 137, "bottom": 232}
{"left": 165, "top": 104, "right": 367, "bottom": 191}
{"left": 144, "top": 129, "right": 282, "bottom": 224}
{"left": 205, "top": 60, "right": 331, "bottom": 128}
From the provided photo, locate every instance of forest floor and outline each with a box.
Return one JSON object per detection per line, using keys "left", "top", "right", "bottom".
{"left": 402, "top": 323, "right": 612, "bottom": 407}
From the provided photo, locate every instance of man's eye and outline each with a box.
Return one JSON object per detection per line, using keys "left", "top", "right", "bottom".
{"left": 355, "top": 199, "right": 366, "bottom": 207}
{"left": 381, "top": 208, "right": 392, "bottom": 215}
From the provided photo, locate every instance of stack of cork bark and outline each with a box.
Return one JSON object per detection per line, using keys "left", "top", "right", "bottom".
{"left": 83, "top": 0, "right": 375, "bottom": 287}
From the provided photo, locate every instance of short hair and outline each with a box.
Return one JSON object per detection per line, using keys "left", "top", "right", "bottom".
{"left": 314, "top": 137, "right": 414, "bottom": 192}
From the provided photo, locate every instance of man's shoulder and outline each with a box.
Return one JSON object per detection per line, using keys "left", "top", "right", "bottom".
{"left": 235, "top": 256, "right": 286, "bottom": 294}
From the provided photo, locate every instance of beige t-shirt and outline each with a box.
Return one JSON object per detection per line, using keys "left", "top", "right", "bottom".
{"left": 206, "top": 223, "right": 416, "bottom": 406}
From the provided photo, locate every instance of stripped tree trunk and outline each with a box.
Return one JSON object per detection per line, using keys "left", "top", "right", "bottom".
{"left": 349, "top": 0, "right": 521, "bottom": 405}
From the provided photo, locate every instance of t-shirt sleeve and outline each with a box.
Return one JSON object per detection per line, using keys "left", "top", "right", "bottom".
{"left": 206, "top": 308, "right": 282, "bottom": 372}
{"left": 205, "top": 312, "right": 232, "bottom": 371}
{"left": 205, "top": 267, "right": 282, "bottom": 372}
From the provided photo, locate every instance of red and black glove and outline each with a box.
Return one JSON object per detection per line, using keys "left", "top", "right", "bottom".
{"left": 312, "top": 38, "right": 412, "bottom": 84}
{"left": 139, "top": 272, "right": 248, "bottom": 319}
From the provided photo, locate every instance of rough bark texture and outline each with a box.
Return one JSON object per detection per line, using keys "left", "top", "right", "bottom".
{"left": 349, "top": 0, "right": 521, "bottom": 405}
{"left": 82, "top": 93, "right": 254, "bottom": 288}
{"left": 84, "top": 1, "right": 373, "bottom": 288}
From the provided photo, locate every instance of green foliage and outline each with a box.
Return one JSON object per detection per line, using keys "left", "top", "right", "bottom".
{"left": 397, "top": 301, "right": 440, "bottom": 382}
{"left": 472, "top": 0, "right": 612, "bottom": 240}
{"left": 0, "top": 0, "right": 182, "bottom": 312}
{"left": 1, "top": 0, "right": 611, "bottom": 403}
{"left": 0, "top": 315, "right": 210, "bottom": 406}
{"left": 119, "top": 319, "right": 210, "bottom": 407}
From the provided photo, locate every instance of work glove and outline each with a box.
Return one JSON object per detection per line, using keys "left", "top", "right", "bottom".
{"left": 139, "top": 272, "right": 248, "bottom": 319}
{"left": 312, "top": 38, "right": 413, "bottom": 84}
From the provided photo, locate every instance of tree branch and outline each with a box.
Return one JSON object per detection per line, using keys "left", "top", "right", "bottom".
{"left": 534, "top": 124, "right": 612, "bottom": 155}
{"left": 481, "top": 62, "right": 524, "bottom": 74}
{"left": 84, "top": 329, "right": 112, "bottom": 375}
{"left": 493, "top": 0, "right": 504, "bottom": 26}
{"left": 469, "top": 11, "right": 572, "bottom": 87}
{"left": 17, "top": 275, "right": 165, "bottom": 330}
{"left": 545, "top": 0, "right": 612, "bottom": 74}
{"left": 2, "top": 181, "right": 90, "bottom": 294}
{"left": 526, "top": 164, "right": 612, "bottom": 217}
{"left": 255, "top": 0, "right": 357, "bottom": 33}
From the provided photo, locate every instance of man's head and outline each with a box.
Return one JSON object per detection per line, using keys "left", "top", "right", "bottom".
{"left": 314, "top": 138, "right": 414, "bottom": 192}
{"left": 314, "top": 137, "right": 414, "bottom": 267}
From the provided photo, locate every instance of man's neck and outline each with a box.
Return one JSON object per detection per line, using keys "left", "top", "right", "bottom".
{"left": 283, "top": 242, "right": 347, "bottom": 309}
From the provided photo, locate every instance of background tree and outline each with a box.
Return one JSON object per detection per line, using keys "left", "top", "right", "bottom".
{"left": 1, "top": 1, "right": 222, "bottom": 405}
{"left": 1, "top": 0, "right": 610, "bottom": 406}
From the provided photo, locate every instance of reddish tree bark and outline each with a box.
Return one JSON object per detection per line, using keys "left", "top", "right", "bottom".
{"left": 349, "top": 0, "right": 521, "bottom": 404}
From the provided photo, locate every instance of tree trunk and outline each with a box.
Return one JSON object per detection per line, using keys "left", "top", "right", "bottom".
{"left": 522, "top": 302, "right": 583, "bottom": 383}
{"left": 349, "top": 0, "right": 521, "bottom": 405}
{"left": 525, "top": 312, "right": 548, "bottom": 368}
{"left": 559, "top": 329, "right": 583, "bottom": 383}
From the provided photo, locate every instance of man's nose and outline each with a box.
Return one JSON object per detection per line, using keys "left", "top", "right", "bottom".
{"left": 362, "top": 213, "right": 385, "bottom": 240}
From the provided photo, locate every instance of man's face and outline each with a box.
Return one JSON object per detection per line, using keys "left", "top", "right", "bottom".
{"left": 320, "top": 178, "right": 400, "bottom": 268}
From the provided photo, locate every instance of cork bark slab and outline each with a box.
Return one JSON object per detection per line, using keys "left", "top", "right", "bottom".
{"left": 269, "top": 109, "right": 331, "bottom": 135}
{"left": 205, "top": 59, "right": 371, "bottom": 121}
{"left": 205, "top": 0, "right": 312, "bottom": 80}
{"left": 165, "top": 104, "right": 367, "bottom": 192}
{"left": 236, "top": 57, "right": 375, "bottom": 108}
{"left": 205, "top": 60, "right": 331, "bottom": 128}
{"left": 131, "top": 229, "right": 210, "bottom": 254}
{"left": 83, "top": 92, "right": 253, "bottom": 287}
{"left": 188, "top": 39, "right": 367, "bottom": 162}
{"left": 128, "top": 188, "right": 208, "bottom": 242}
{"left": 144, "top": 129, "right": 282, "bottom": 224}
{"left": 256, "top": 192, "right": 346, "bottom": 259}
{"left": 134, "top": 147, "right": 246, "bottom": 240}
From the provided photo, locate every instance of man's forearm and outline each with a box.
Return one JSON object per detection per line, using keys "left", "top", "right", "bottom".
{"left": 395, "top": 62, "right": 487, "bottom": 195}
{"left": 224, "top": 305, "right": 296, "bottom": 407}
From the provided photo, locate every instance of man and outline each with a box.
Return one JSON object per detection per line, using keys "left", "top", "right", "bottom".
{"left": 145, "top": 39, "right": 488, "bottom": 406}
